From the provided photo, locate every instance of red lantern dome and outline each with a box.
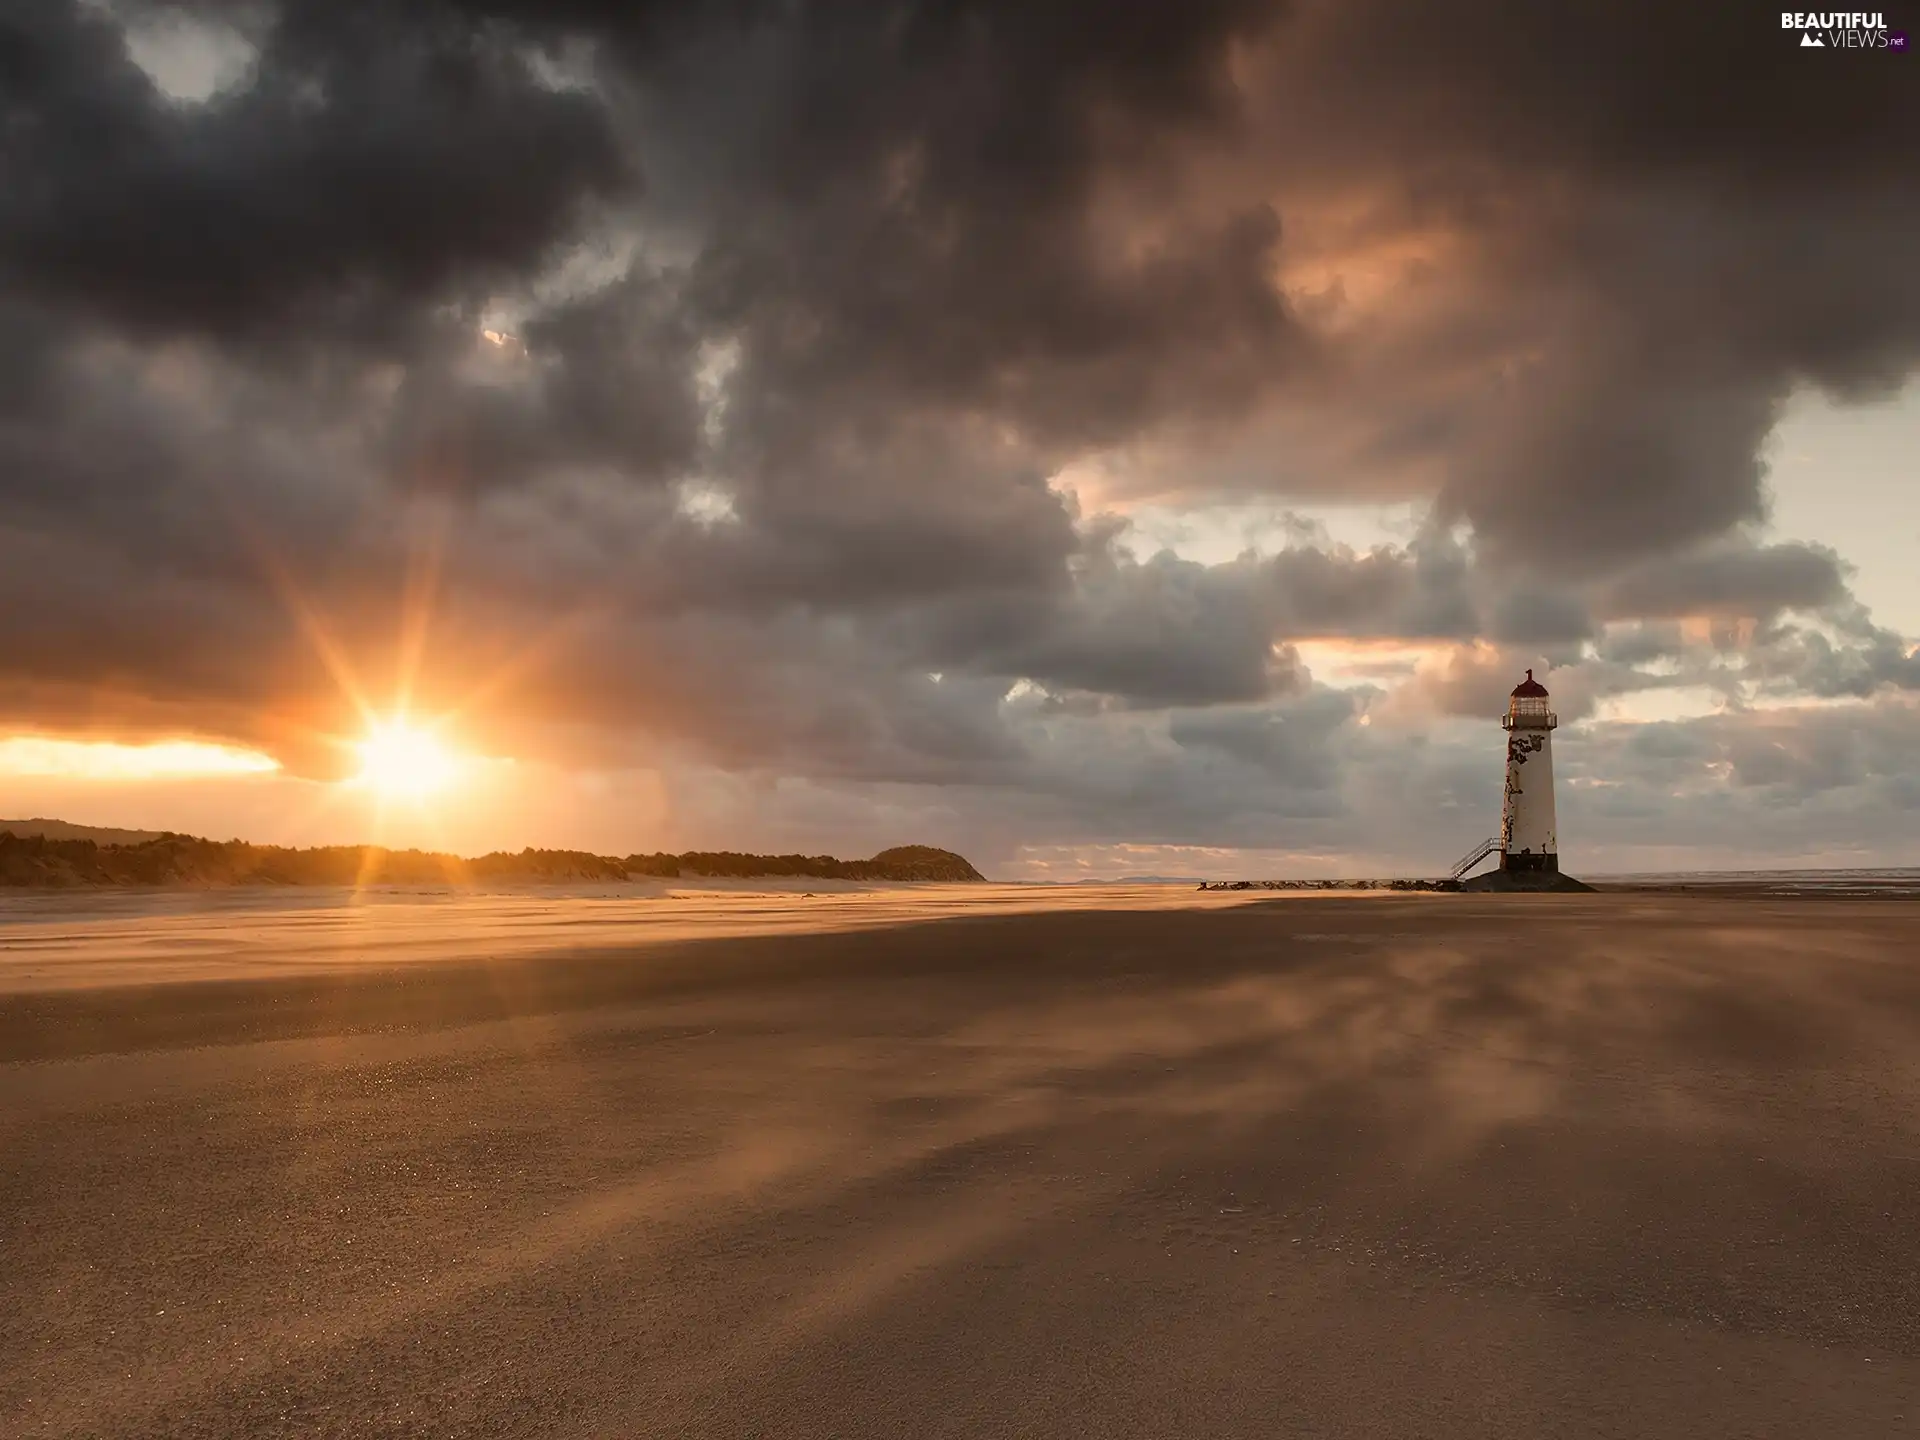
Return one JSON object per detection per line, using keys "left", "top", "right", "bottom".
{"left": 1510, "top": 668, "right": 1549, "bottom": 698}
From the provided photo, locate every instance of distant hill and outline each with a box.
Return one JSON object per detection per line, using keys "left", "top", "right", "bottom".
{"left": 864, "top": 846, "right": 988, "bottom": 881}
{"left": 0, "top": 827, "right": 985, "bottom": 888}
{"left": 0, "top": 817, "right": 170, "bottom": 846}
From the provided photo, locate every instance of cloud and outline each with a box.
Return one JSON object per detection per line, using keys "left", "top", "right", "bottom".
{"left": 0, "top": 0, "right": 635, "bottom": 344}
{"left": 1595, "top": 541, "right": 1850, "bottom": 623}
{"left": 1168, "top": 688, "right": 1358, "bottom": 789}
{"left": 0, "top": 0, "right": 1916, "bottom": 864}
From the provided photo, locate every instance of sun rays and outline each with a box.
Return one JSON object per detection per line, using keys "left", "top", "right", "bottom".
{"left": 206, "top": 496, "right": 509, "bottom": 875}
{"left": 0, "top": 489, "right": 586, "bottom": 883}
{"left": 349, "top": 718, "right": 467, "bottom": 801}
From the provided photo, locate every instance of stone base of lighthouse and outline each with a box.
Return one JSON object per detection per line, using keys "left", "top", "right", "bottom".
{"left": 1500, "top": 851, "right": 1559, "bottom": 875}
{"left": 1459, "top": 866, "right": 1594, "bottom": 893}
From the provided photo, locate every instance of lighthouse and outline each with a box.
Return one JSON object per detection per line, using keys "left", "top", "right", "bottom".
{"left": 1451, "top": 668, "right": 1589, "bottom": 890}
{"left": 1500, "top": 669, "right": 1558, "bottom": 874}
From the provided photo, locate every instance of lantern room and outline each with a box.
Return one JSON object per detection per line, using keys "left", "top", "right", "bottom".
{"left": 1502, "top": 669, "right": 1557, "bottom": 731}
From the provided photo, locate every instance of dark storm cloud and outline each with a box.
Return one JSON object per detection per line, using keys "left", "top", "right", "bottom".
{"left": 1742, "top": 614, "right": 1920, "bottom": 700}
{"left": 1595, "top": 542, "right": 1851, "bottom": 624}
{"left": 595, "top": 0, "right": 1918, "bottom": 581}
{"left": 955, "top": 548, "right": 1303, "bottom": 707}
{"left": 0, "top": 0, "right": 634, "bottom": 343}
{"left": 381, "top": 273, "right": 704, "bottom": 494}
{"left": 1, "top": 0, "right": 1917, "bottom": 852}
{"left": 434, "top": 0, "right": 1300, "bottom": 458}
{"left": 1593, "top": 622, "right": 1687, "bottom": 669}
{"left": 1242, "top": 0, "right": 1920, "bottom": 569}
{"left": 1485, "top": 588, "right": 1593, "bottom": 646}
{"left": 1545, "top": 698, "right": 1920, "bottom": 819}
{"left": 1168, "top": 688, "right": 1357, "bottom": 789}
{"left": 894, "top": 523, "right": 1478, "bottom": 708}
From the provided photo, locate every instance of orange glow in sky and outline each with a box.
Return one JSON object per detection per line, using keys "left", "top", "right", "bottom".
{"left": 0, "top": 736, "right": 281, "bottom": 781}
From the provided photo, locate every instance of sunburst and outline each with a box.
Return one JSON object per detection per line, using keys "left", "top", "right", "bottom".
{"left": 349, "top": 717, "right": 465, "bottom": 801}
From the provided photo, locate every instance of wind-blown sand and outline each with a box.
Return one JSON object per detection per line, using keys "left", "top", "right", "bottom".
{"left": 3, "top": 887, "right": 1917, "bottom": 1437}
{"left": 0, "top": 882, "right": 1264, "bottom": 995}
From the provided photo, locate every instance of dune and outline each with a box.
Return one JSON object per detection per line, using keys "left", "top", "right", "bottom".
{"left": 0, "top": 829, "right": 986, "bottom": 888}
{"left": 0, "top": 817, "right": 169, "bottom": 846}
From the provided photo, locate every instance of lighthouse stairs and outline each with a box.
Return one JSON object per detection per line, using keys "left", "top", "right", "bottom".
{"left": 1446, "top": 834, "right": 1595, "bottom": 893}
{"left": 1447, "top": 836, "right": 1500, "bottom": 883}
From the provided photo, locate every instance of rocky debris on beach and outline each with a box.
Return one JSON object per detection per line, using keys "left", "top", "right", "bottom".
{"left": 1196, "top": 871, "right": 1596, "bottom": 893}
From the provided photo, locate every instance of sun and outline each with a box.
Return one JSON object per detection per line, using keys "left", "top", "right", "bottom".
{"left": 351, "top": 718, "right": 465, "bottom": 800}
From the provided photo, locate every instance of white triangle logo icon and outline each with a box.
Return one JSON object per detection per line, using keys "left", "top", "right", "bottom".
{"left": 1800, "top": 32, "right": 1824, "bottom": 45}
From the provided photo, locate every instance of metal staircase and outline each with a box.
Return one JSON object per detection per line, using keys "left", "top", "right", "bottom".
{"left": 1448, "top": 836, "right": 1500, "bottom": 883}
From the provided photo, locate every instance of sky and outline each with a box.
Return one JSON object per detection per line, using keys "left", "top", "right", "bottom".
{"left": 1, "top": 0, "right": 1918, "bottom": 880}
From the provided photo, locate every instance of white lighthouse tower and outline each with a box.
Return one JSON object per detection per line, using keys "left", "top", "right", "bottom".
{"left": 1500, "top": 669, "right": 1558, "bottom": 875}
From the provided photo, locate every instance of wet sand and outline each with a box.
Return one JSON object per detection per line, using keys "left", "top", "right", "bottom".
{"left": 0, "top": 882, "right": 1268, "bottom": 996}
{"left": 3, "top": 889, "right": 1918, "bottom": 1437}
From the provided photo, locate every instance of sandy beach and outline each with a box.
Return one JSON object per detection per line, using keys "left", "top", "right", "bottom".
{"left": 3, "top": 886, "right": 1918, "bottom": 1437}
